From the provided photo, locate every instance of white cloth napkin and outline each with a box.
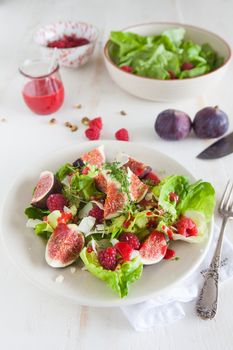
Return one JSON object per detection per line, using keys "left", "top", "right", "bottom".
{"left": 121, "top": 226, "right": 233, "bottom": 331}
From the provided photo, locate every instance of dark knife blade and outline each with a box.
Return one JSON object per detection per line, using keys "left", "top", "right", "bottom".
{"left": 197, "top": 132, "right": 233, "bottom": 159}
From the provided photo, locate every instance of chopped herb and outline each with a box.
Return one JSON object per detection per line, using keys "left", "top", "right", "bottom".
{"left": 104, "top": 162, "right": 129, "bottom": 194}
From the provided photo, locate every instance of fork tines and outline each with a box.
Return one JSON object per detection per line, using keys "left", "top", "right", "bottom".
{"left": 219, "top": 180, "right": 233, "bottom": 215}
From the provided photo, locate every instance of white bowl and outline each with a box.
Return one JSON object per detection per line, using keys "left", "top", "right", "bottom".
{"left": 34, "top": 21, "right": 98, "bottom": 68}
{"left": 1, "top": 141, "right": 214, "bottom": 307}
{"left": 104, "top": 23, "right": 232, "bottom": 101}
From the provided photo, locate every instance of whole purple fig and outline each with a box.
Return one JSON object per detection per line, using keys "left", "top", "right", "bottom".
{"left": 155, "top": 109, "right": 192, "bottom": 140}
{"left": 193, "top": 106, "right": 229, "bottom": 138}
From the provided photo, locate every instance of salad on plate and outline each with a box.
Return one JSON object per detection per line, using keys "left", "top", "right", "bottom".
{"left": 25, "top": 145, "right": 215, "bottom": 298}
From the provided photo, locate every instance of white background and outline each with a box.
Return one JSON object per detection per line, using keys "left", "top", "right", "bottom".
{"left": 0, "top": 0, "right": 233, "bottom": 349}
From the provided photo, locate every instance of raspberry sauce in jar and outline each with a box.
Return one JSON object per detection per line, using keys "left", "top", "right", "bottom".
{"left": 19, "top": 58, "right": 64, "bottom": 115}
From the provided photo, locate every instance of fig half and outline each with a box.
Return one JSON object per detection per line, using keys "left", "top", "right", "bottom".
{"left": 45, "top": 223, "right": 84, "bottom": 268}
{"left": 31, "top": 171, "right": 61, "bottom": 209}
{"left": 139, "top": 231, "right": 167, "bottom": 265}
{"left": 127, "top": 168, "right": 148, "bottom": 202}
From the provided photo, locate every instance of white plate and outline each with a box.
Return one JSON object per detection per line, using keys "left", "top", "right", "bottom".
{"left": 1, "top": 141, "right": 213, "bottom": 307}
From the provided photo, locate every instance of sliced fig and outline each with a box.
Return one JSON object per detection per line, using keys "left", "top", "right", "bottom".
{"left": 45, "top": 223, "right": 84, "bottom": 268}
{"left": 139, "top": 230, "right": 167, "bottom": 265}
{"left": 31, "top": 171, "right": 61, "bottom": 209}
{"left": 81, "top": 145, "right": 105, "bottom": 168}
{"left": 127, "top": 168, "right": 148, "bottom": 202}
{"left": 94, "top": 171, "right": 109, "bottom": 193}
{"left": 104, "top": 179, "right": 128, "bottom": 219}
{"left": 143, "top": 171, "right": 160, "bottom": 185}
{"left": 124, "top": 156, "right": 151, "bottom": 178}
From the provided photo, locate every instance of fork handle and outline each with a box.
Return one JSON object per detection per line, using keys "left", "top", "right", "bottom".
{"left": 196, "top": 217, "right": 228, "bottom": 319}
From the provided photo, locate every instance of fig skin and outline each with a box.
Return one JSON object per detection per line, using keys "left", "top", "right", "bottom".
{"left": 124, "top": 157, "right": 151, "bottom": 179}
{"left": 155, "top": 109, "right": 192, "bottom": 141}
{"left": 193, "top": 106, "right": 229, "bottom": 139}
{"left": 31, "top": 172, "right": 62, "bottom": 209}
{"left": 72, "top": 158, "right": 84, "bottom": 168}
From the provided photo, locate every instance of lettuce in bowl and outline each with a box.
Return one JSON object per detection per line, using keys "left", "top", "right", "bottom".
{"left": 108, "top": 28, "right": 224, "bottom": 80}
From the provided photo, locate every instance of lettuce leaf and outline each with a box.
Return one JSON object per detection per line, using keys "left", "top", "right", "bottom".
{"left": 110, "top": 31, "right": 146, "bottom": 58}
{"left": 34, "top": 222, "right": 53, "bottom": 239}
{"left": 152, "top": 176, "right": 215, "bottom": 223}
{"left": 80, "top": 248, "right": 143, "bottom": 298}
{"left": 70, "top": 174, "right": 99, "bottom": 201}
{"left": 162, "top": 27, "right": 185, "bottom": 47}
{"left": 177, "top": 181, "right": 215, "bottom": 222}
{"left": 108, "top": 215, "right": 126, "bottom": 238}
{"left": 152, "top": 175, "right": 189, "bottom": 218}
{"left": 179, "top": 66, "right": 209, "bottom": 79}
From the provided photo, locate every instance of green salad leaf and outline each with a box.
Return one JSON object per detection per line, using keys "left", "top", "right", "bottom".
{"left": 25, "top": 207, "right": 49, "bottom": 220}
{"left": 80, "top": 248, "right": 143, "bottom": 298}
{"left": 152, "top": 176, "right": 215, "bottom": 222}
{"left": 110, "top": 31, "right": 146, "bottom": 57}
{"left": 109, "top": 28, "right": 224, "bottom": 79}
{"left": 62, "top": 174, "right": 100, "bottom": 206}
{"left": 56, "top": 163, "right": 77, "bottom": 182}
{"left": 34, "top": 222, "right": 53, "bottom": 240}
{"left": 70, "top": 174, "right": 99, "bottom": 201}
{"left": 162, "top": 27, "right": 185, "bottom": 47}
{"left": 177, "top": 181, "right": 215, "bottom": 222}
{"left": 108, "top": 215, "right": 126, "bottom": 238}
{"left": 152, "top": 175, "right": 189, "bottom": 218}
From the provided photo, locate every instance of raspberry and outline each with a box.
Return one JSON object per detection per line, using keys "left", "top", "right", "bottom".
{"left": 89, "top": 205, "right": 104, "bottom": 224}
{"left": 87, "top": 246, "right": 93, "bottom": 253}
{"left": 89, "top": 117, "right": 103, "bottom": 130}
{"left": 46, "top": 194, "right": 67, "bottom": 212}
{"left": 121, "top": 65, "right": 133, "bottom": 73}
{"left": 115, "top": 128, "right": 129, "bottom": 141}
{"left": 168, "top": 70, "right": 176, "bottom": 79}
{"left": 169, "top": 192, "right": 179, "bottom": 202}
{"left": 115, "top": 242, "right": 133, "bottom": 261}
{"left": 181, "top": 62, "right": 194, "bottom": 71}
{"left": 82, "top": 166, "right": 90, "bottom": 175}
{"left": 144, "top": 171, "right": 160, "bottom": 185}
{"left": 98, "top": 247, "right": 117, "bottom": 270}
{"left": 118, "top": 232, "right": 140, "bottom": 250}
{"left": 164, "top": 248, "right": 175, "bottom": 260}
{"left": 176, "top": 216, "right": 198, "bottom": 237}
{"left": 85, "top": 126, "right": 100, "bottom": 140}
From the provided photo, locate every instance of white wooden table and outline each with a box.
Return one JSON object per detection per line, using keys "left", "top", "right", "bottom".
{"left": 1, "top": 0, "right": 233, "bottom": 348}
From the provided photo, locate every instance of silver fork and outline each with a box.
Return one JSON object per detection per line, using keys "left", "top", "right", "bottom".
{"left": 196, "top": 180, "right": 233, "bottom": 320}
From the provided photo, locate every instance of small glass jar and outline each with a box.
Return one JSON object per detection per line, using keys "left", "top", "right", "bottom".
{"left": 19, "top": 58, "right": 64, "bottom": 115}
